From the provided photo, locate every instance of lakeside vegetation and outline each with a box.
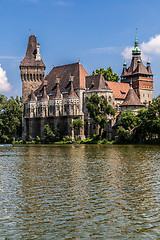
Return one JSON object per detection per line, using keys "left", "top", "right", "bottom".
{"left": 0, "top": 95, "right": 22, "bottom": 143}
{"left": 117, "top": 97, "right": 160, "bottom": 144}
{"left": 0, "top": 94, "right": 160, "bottom": 145}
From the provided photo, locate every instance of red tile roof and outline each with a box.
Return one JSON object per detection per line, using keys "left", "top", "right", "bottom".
{"left": 107, "top": 81, "right": 130, "bottom": 99}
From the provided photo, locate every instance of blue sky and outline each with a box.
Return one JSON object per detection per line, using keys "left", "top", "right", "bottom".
{"left": 0, "top": 0, "right": 160, "bottom": 97}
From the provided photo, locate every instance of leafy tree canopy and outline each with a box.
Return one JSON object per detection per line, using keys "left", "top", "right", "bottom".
{"left": 118, "top": 98, "right": 160, "bottom": 143}
{"left": 86, "top": 94, "right": 115, "bottom": 136}
{"left": 0, "top": 95, "right": 22, "bottom": 143}
{"left": 70, "top": 118, "right": 83, "bottom": 130}
{"left": 92, "top": 67, "right": 120, "bottom": 82}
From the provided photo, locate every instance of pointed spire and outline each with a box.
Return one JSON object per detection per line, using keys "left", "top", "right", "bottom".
{"left": 132, "top": 28, "right": 141, "bottom": 55}
{"left": 147, "top": 57, "right": 150, "bottom": 65}
{"left": 30, "top": 86, "right": 37, "bottom": 101}
{"left": 20, "top": 35, "right": 45, "bottom": 67}
{"left": 41, "top": 80, "right": 48, "bottom": 100}
{"left": 120, "top": 87, "right": 145, "bottom": 107}
{"left": 54, "top": 77, "right": 62, "bottom": 98}
{"left": 146, "top": 57, "right": 152, "bottom": 74}
{"left": 122, "top": 60, "right": 127, "bottom": 75}
{"left": 68, "top": 76, "right": 78, "bottom": 98}
{"left": 123, "top": 61, "right": 127, "bottom": 67}
{"left": 135, "top": 28, "right": 138, "bottom": 47}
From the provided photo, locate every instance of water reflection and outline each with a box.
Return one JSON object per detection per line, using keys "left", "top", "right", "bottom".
{"left": 0, "top": 145, "right": 160, "bottom": 239}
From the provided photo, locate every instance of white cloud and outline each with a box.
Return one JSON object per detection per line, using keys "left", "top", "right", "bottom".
{"left": 0, "top": 65, "right": 12, "bottom": 92}
{"left": 141, "top": 34, "right": 160, "bottom": 54}
{"left": 121, "top": 34, "right": 160, "bottom": 62}
{"left": 121, "top": 46, "right": 133, "bottom": 60}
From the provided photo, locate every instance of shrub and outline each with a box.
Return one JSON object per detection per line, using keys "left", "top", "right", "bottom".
{"left": 62, "top": 135, "right": 72, "bottom": 142}
{"left": 35, "top": 136, "right": 41, "bottom": 144}
{"left": 44, "top": 124, "right": 55, "bottom": 143}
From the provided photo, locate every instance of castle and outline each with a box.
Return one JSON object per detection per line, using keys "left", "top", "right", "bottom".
{"left": 20, "top": 34, "right": 153, "bottom": 140}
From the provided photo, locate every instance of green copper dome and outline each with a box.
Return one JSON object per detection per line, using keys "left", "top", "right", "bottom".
{"left": 123, "top": 61, "right": 127, "bottom": 67}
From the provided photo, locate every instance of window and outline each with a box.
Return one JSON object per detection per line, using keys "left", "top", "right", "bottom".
{"left": 108, "top": 96, "right": 112, "bottom": 102}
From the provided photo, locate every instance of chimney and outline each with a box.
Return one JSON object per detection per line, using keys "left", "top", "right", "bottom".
{"left": 35, "top": 43, "right": 41, "bottom": 61}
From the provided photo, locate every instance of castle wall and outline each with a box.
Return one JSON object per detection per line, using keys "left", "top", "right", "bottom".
{"left": 21, "top": 66, "right": 45, "bottom": 103}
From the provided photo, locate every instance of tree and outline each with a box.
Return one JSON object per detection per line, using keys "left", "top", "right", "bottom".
{"left": 117, "top": 110, "right": 137, "bottom": 142}
{"left": 86, "top": 94, "right": 115, "bottom": 136}
{"left": 43, "top": 124, "right": 55, "bottom": 143}
{"left": 117, "top": 102, "right": 160, "bottom": 143}
{"left": 136, "top": 105, "right": 160, "bottom": 141}
{"left": 92, "top": 67, "right": 120, "bottom": 82}
{"left": 151, "top": 97, "right": 160, "bottom": 138}
{"left": 0, "top": 95, "right": 22, "bottom": 143}
{"left": 70, "top": 118, "right": 83, "bottom": 139}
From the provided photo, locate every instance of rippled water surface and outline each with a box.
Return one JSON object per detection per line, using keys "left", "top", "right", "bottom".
{"left": 0, "top": 145, "right": 160, "bottom": 239}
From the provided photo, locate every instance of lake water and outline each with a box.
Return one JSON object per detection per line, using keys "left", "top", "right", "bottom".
{"left": 0, "top": 145, "right": 160, "bottom": 239}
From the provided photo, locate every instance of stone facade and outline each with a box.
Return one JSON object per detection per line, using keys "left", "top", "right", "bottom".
{"left": 20, "top": 35, "right": 45, "bottom": 103}
{"left": 20, "top": 35, "right": 153, "bottom": 140}
{"left": 121, "top": 34, "right": 153, "bottom": 106}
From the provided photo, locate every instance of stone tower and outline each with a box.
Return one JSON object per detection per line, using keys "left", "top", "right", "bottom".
{"left": 121, "top": 31, "right": 153, "bottom": 105}
{"left": 20, "top": 35, "right": 45, "bottom": 103}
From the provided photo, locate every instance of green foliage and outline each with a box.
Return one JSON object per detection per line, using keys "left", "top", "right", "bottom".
{"left": 117, "top": 98, "right": 160, "bottom": 144}
{"left": 35, "top": 136, "right": 41, "bottom": 144}
{"left": 54, "top": 122, "right": 66, "bottom": 141}
{"left": 44, "top": 124, "right": 55, "bottom": 143}
{"left": 136, "top": 103, "right": 160, "bottom": 142}
{"left": 120, "top": 110, "right": 137, "bottom": 130}
{"left": 86, "top": 94, "right": 115, "bottom": 136}
{"left": 117, "top": 126, "right": 130, "bottom": 143}
{"left": 70, "top": 118, "right": 83, "bottom": 130}
{"left": 62, "top": 135, "right": 72, "bottom": 142}
{"left": 0, "top": 95, "right": 22, "bottom": 143}
{"left": 80, "top": 135, "right": 113, "bottom": 144}
{"left": 92, "top": 67, "right": 120, "bottom": 82}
